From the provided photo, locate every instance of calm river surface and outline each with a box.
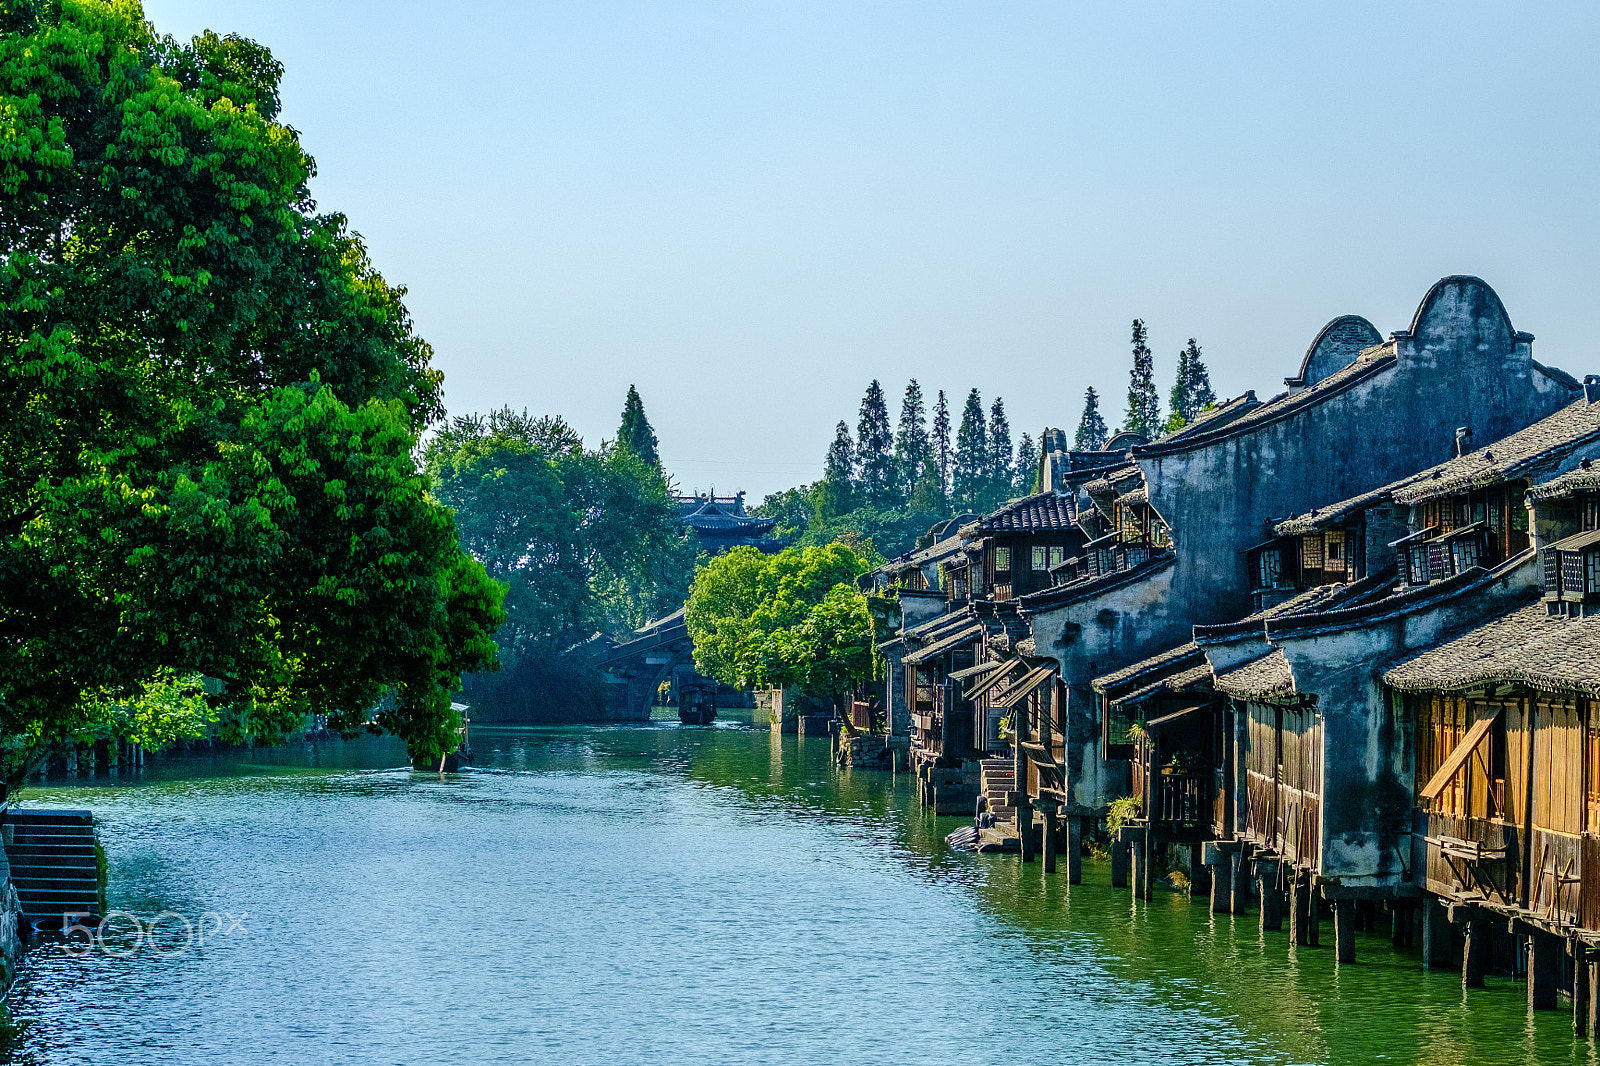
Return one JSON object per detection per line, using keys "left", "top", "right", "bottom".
{"left": 1, "top": 715, "right": 1593, "bottom": 1065}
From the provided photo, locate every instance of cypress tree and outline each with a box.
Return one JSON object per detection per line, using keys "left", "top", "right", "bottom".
{"left": 988, "top": 397, "right": 1013, "bottom": 505}
{"left": 953, "top": 389, "right": 988, "bottom": 510}
{"left": 819, "top": 420, "right": 857, "bottom": 518}
{"left": 932, "top": 390, "right": 952, "bottom": 497}
{"left": 1014, "top": 432, "right": 1038, "bottom": 493}
{"left": 1074, "top": 387, "right": 1109, "bottom": 450}
{"left": 1122, "top": 319, "right": 1161, "bottom": 438}
{"left": 1166, "top": 337, "right": 1217, "bottom": 432}
{"left": 894, "top": 379, "right": 932, "bottom": 498}
{"left": 856, "top": 380, "right": 895, "bottom": 507}
{"left": 615, "top": 384, "right": 660, "bottom": 466}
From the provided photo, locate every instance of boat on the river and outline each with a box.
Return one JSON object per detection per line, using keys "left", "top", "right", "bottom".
{"left": 676, "top": 680, "right": 717, "bottom": 725}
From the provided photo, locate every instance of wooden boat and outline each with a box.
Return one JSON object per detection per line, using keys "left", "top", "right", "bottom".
{"left": 678, "top": 704, "right": 717, "bottom": 725}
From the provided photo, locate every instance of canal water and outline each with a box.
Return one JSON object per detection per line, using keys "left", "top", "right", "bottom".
{"left": 2, "top": 717, "right": 1594, "bottom": 1065}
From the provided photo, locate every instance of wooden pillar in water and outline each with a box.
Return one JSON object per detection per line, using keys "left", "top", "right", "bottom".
{"left": 1422, "top": 898, "right": 1453, "bottom": 970}
{"left": 1210, "top": 851, "right": 1233, "bottom": 914}
{"left": 1587, "top": 958, "right": 1600, "bottom": 1039}
{"left": 1461, "top": 919, "right": 1489, "bottom": 988}
{"left": 1307, "top": 893, "right": 1321, "bottom": 947}
{"left": 1230, "top": 846, "right": 1253, "bottom": 914}
{"left": 1018, "top": 803, "right": 1036, "bottom": 863}
{"left": 1135, "top": 833, "right": 1154, "bottom": 902}
{"left": 1066, "top": 817, "right": 1082, "bottom": 885}
{"left": 1529, "top": 931, "right": 1561, "bottom": 1010}
{"left": 1258, "top": 862, "right": 1282, "bottom": 932}
{"left": 1574, "top": 946, "right": 1590, "bottom": 1035}
{"left": 1289, "top": 871, "right": 1310, "bottom": 946}
{"left": 1111, "top": 841, "right": 1129, "bottom": 888}
{"left": 1333, "top": 899, "right": 1356, "bottom": 964}
{"left": 1038, "top": 801, "right": 1058, "bottom": 874}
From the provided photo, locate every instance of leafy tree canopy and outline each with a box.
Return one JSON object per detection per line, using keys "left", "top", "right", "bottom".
{"left": 616, "top": 384, "right": 660, "bottom": 467}
{"left": 0, "top": 0, "right": 503, "bottom": 774}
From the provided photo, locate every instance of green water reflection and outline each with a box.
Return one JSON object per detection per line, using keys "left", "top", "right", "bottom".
{"left": 0, "top": 719, "right": 1592, "bottom": 1065}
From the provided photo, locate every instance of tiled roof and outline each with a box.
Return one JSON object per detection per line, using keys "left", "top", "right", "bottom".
{"left": 1214, "top": 649, "right": 1297, "bottom": 701}
{"left": 1529, "top": 464, "right": 1600, "bottom": 502}
{"left": 1391, "top": 399, "right": 1600, "bottom": 505}
{"left": 682, "top": 501, "right": 777, "bottom": 533}
{"left": 1157, "top": 392, "right": 1261, "bottom": 442}
{"left": 1093, "top": 641, "right": 1201, "bottom": 695}
{"left": 1384, "top": 599, "right": 1600, "bottom": 698}
{"left": 904, "top": 623, "right": 984, "bottom": 664}
{"left": 1017, "top": 552, "right": 1175, "bottom": 613}
{"left": 968, "top": 492, "right": 1077, "bottom": 533}
{"left": 1118, "top": 484, "right": 1149, "bottom": 505}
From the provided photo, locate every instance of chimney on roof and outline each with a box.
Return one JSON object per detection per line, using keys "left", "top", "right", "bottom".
{"left": 1454, "top": 426, "right": 1474, "bottom": 457}
{"left": 1585, "top": 375, "right": 1600, "bottom": 404}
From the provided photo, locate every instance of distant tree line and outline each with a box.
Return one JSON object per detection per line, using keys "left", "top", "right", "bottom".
{"left": 756, "top": 381, "right": 1043, "bottom": 559}
{"left": 1073, "top": 322, "right": 1217, "bottom": 449}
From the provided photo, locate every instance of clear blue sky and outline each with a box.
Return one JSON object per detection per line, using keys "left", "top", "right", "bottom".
{"left": 144, "top": 0, "right": 1600, "bottom": 500}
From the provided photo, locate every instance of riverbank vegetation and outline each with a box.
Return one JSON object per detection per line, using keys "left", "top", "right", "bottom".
{"left": 423, "top": 402, "right": 695, "bottom": 719}
{"left": 685, "top": 543, "right": 876, "bottom": 714}
{"left": 0, "top": 0, "right": 505, "bottom": 778}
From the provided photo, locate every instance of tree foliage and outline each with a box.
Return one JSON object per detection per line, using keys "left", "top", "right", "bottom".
{"left": 856, "top": 380, "right": 894, "bottom": 508}
{"left": 932, "top": 389, "right": 952, "bottom": 498}
{"left": 0, "top": 1, "right": 502, "bottom": 773}
{"left": 1122, "top": 319, "right": 1162, "bottom": 438}
{"left": 894, "top": 379, "right": 931, "bottom": 499}
{"left": 1166, "top": 338, "right": 1217, "bottom": 432}
{"left": 616, "top": 384, "right": 660, "bottom": 467}
{"left": 988, "top": 397, "right": 1013, "bottom": 500}
{"left": 684, "top": 543, "right": 875, "bottom": 703}
{"left": 953, "top": 389, "right": 989, "bottom": 510}
{"left": 1075, "top": 387, "right": 1109, "bottom": 450}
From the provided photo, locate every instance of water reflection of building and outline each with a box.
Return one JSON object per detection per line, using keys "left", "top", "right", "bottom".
{"left": 676, "top": 492, "right": 781, "bottom": 555}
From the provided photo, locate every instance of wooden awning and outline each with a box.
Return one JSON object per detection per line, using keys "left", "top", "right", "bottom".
{"left": 994, "top": 666, "right": 1057, "bottom": 711}
{"left": 1418, "top": 706, "right": 1502, "bottom": 801}
{"left": 950, "top": 660, "right": 1006, "bottom": 682}
{"left": 965, "top": 660, "right": 1024, "bottom": 702}
{"left": 1147, "top": 703, "right": 1205, "bottom": 729}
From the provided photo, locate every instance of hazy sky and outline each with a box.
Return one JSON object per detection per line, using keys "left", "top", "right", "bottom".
{"left": 144, "top": 0, "right": 1600, "bottom": 500}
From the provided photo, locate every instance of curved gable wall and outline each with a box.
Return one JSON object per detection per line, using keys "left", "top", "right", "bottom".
{"left": 1293, "top": 315, "right": 1382, "bottom": 388}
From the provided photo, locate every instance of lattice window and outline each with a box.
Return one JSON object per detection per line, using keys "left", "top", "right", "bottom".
{"left": 1301, "top": 535, "right": 1324, "bottom": 570}
{"left": 994, "top": 546, "right": 1011, "bottom": 574}
{"left": 1325, "top": 531, "right": 1346, "bottom": 572}
{"left": 1031, "top": 545, "right": 1047, "bottom": 571}
{"left": 1588, "top": 549, "right": 1600, "bottom": 595}
{"left": 1426, "top": 541, "right": 1450, "bottom": 581}
{"left": 1563, "top": 550, "right": 1586, "bottom": 597}
{"left": 1544, "top": 549, "right": 1562, "bottom": 595}
{"left": 1584, "top": 493, "right": 1600, "bottom": 532}
{"left": 1511, "top": 488, "right": 1529, "bottom": 532}
{"left": 1408, "top": 544, "right": 1431, "bottom": 586}
{"left": 1048, "top": 546, "right": 1064, "bottom": 568}
{"left": 1256, "top": 547, "right": 1282, "bottom": 590}
{"left": 1452, "top": 536, "right": 1481, "bottom": 572}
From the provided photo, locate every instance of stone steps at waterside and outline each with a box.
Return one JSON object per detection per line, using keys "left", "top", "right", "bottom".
{"left": 4, "top": 810, "right": 101, "bottom": 922}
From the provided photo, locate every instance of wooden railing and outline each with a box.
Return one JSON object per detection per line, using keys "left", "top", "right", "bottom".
{"left": 1154, "top": 771, "right": 1209, "bottom": 828}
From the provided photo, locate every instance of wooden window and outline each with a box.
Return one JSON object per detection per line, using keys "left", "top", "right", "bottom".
{"left": 1488, "top": 499, "right": 1502, "bottom": 533}
{"left": 1588, "top": 550, "right": 1600, "bottom": 595}
{"left": 1417, "top": 695, "right": 1468, "bottom": 816}
{"left": 1031, "top": 545, "right": 1047, "bottom": 571}
{"left": 994, "top": 546, "right": 1010, "bottom": 573}
{"left": 1325, "top": 531, "right": 1346, "bottom": 572}
{"left": 1584, "top": 494, "right": 1600, "bottom": 532}
{"left": 1407, "top": 544, "right": 1431, "bottom": 586}
{"left": 1452, "top": 536, "right": 1481, "bottom": 572}
{"left": 1511, "top": 487, "right": 1529, "bottom": 532}
{"left": 1301, "top": 535, "right": 1324, "bottom": 570}
{"left": 1048, "top": 545, "right": 1064, "bottom": 568}
{"left": 1256, "top": 547, "right": 1282, "bottom": 589}
{"left": 1543, "top": 549, "right": 1561, "bottom": 596}
{"left": 1533, "top": 698, "right": 1583, "bottom": 835}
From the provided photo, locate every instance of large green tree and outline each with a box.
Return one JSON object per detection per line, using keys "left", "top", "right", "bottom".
{"left": 856, "top": 380, "right": 895, "bottom": 507}
{"left": 1074, "top": 387, "right": 1109, "bottom": 450}
{"left": 953, "top": 389, "right": 988, "bottom": 510}
{"left": 1166, "top": 338, "right": 1217, "bottom": 432}
{"left": 0, "top": 0, "right": 503, "bottom": 771}
{"left": 893, "top": 379, "right": 931, "bottom": 499}
{"left": 685, "top": 542, "right": 874, "bottom": 701}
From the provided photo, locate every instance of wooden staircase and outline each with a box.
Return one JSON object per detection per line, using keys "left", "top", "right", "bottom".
{"left": 5, "top": 809, "right": 101, "bottom": 929}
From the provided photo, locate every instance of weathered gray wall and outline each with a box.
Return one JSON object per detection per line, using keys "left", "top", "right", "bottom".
{"left": 1272, "top": 554, "right": 1539, "bottom": 886}
{"left": 1140, "top": 277, "right": 1575, "bottom": 629}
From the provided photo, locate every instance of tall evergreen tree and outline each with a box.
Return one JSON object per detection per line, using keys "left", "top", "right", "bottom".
{"left": 819, "top": 420, "right": 857, "bottom": 518}
{"left": 894, "top": 379, "right": 932, "bottom": 498}
{"left": 953, "top": 389, "right": 988, "bottom": 510}
{"left": 1122, "top": 319, "right": 1161, "bottom": 438}
{"left": 615, "top": 384, "right": 660, "bottom": 466}
{"left": 1075, "top": 387, "right": 1109, "bottom": 450}
{"left": 932, "top": 390, "right": 953, "bottom": 497}
{"left": 988, "top": 397, "right": 1014, "bottom": 503}
{"left": 1166, "top": 338, "right": 1217, "bottom": 432}
{"left": 856, "top": 380, "right": 895, "bottom": 507}
{"left": 1014, "top": 432, "right": 1038, "bottom": 493}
